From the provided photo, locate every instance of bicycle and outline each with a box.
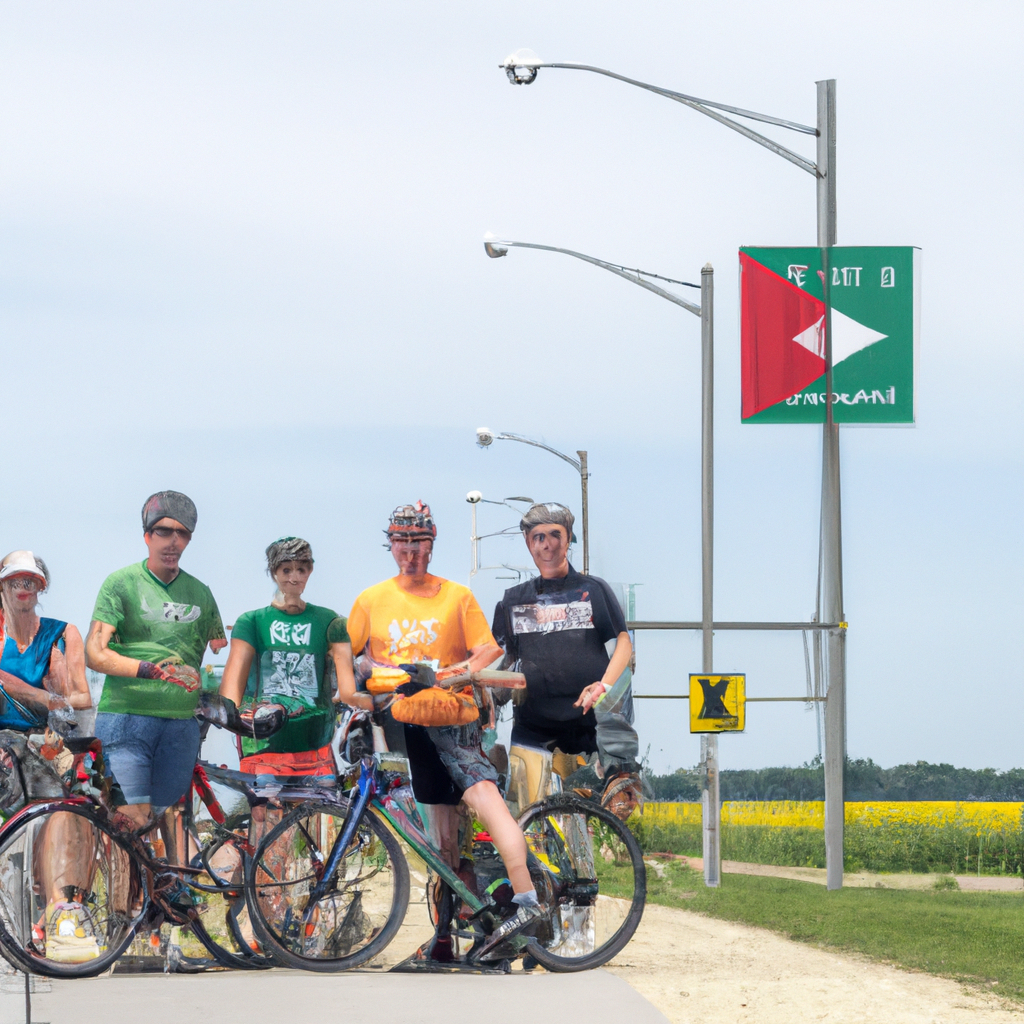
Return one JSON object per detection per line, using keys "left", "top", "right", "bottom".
{"left": 245, "top": 696, "right": 646, "bottom": 973}
{"left": 179, "top": 758, "right": 347, "bottom": 971}
{"left": 0, "top": 703, "right": 295, "bottom": 978}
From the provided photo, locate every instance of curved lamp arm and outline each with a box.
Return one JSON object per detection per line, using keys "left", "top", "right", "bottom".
{"left": 503, "top": 58, "right": 817, "bottom": 177}
{"left": 494, "top": 432, "right": 583, "bottom": 474}
{"left": 484, "top": 238, "right": 702, "bottom": 318}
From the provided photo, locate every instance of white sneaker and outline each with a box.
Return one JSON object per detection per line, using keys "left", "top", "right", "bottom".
{"left": 44, "top": 901, "right": 101, "bottom": 963}
{"left": 476, "top": 902, "right": 546, "bottom": 960}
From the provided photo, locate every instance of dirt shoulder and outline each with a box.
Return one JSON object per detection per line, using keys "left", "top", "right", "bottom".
{"left": 605, "top": 901, "right": 1023, "bottom": 1023}
{"left": 388, "top": 851, "right": 1022, "bottom": 1021}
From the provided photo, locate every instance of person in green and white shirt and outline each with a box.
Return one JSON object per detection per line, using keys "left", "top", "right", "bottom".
{"left": 219, "top": 537, "right": 354, "bottom": 778}
{"left": 86, "top": 490, "right": 227, "bottom": 835}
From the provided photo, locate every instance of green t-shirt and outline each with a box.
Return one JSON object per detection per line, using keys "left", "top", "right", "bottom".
{"left": 93, "top": 561, "right": 226, "bottom": 719}
{"left": 232, "top": 604, "right": 350, "bottom": 756}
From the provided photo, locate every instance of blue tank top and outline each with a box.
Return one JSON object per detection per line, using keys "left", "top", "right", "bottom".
{"left": 0, "top": 618, "right": 68, "bottom": 731}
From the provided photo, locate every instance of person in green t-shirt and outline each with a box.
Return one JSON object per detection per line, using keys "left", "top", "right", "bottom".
{"left": 219, "top": 537, "right": 354, "bottom": 779}
{"left": 86, "top": 491, "right": 227, "bottom": 835}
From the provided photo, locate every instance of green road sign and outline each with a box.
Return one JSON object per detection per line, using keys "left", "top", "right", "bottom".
{"left": 740, "top": 246, "right": 920, "bottom": 424}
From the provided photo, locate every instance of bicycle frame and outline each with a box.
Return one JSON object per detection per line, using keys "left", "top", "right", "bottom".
{"left": 0, "top": 794, "right": 91, "bottom": 836}
{"left": 375, "top": 780, "right": 483, "bottom": 916}
{"left": 300, "top": 756, "right": 486, "bottom": 928}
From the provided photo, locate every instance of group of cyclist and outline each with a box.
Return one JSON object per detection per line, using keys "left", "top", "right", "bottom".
{"left": 0, "top": 489, "right": 643, "bottom": 965}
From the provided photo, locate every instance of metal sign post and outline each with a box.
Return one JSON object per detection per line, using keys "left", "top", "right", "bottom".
{"left": 698, "top": 263, "right": 720, "bottom": 887}
{"left": 815, "top": 80, "right": 846, "bottom": 892}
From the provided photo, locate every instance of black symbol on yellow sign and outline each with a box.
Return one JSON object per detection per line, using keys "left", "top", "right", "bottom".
{"left": 696, "top": 678, "right": 731, "bottom": 719}
{"left": 689, "top": 674, "right": 746, "bottom": 733}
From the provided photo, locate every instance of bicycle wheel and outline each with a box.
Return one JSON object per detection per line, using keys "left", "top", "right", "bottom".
{"left": 518, "top": 794, "right": 646, "bottom": 972}
{"left": 246, "top": 802, "right": 409, "bottom": 972}
{"left": 0, "top": 802, "right": 144, "bottom": 978}
{"left": 184, "top": 835, "right": 274, "bottom": 970}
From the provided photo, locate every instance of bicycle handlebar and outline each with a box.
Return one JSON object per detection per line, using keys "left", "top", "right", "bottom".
{"left": 195, "top": 693, "right": 286, "bottom": 739}
{"left": 433, "top": 667, "right": 527, "bottom": 690}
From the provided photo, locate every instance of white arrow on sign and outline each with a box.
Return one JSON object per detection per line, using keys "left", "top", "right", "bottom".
{"left": 792, "top": 309, "right": 888, "bottom": 365}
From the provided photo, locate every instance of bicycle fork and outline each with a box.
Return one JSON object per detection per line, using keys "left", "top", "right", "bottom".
{"left": 298, "top": 758, "right": 375, "bottom": 932}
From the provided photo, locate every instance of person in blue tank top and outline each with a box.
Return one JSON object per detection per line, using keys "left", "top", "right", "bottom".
{"left": 0, "top": 550, "right": 99, "bottom": 965}
{"left": 0, "top": 551, "right": 91, "bottom": 731}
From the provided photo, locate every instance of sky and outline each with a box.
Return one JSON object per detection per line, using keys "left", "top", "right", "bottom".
{"left": 0, "top": 1, "right": 1020, "bottom": 774}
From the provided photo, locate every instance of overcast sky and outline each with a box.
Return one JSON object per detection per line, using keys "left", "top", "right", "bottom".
{"left": 0, "top": 1, "right": 1020, "bottom": 774}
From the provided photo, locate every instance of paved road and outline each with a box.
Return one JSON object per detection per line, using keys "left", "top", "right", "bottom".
{"left": 0, "top": 967, "right": 669, "bottom": 1024}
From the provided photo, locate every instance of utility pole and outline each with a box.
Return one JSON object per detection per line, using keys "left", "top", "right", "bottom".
{"left": 699, "top": 264, "right": 720, "bottom": 887}
{"left": 816, "top": 79, "right": 846, "bottom": 892}
{"left": 578, "top": 450, "right": 590, "bottom": 574}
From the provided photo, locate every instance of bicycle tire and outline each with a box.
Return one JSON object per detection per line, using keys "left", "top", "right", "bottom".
{"left": 184, "top": 835, "right": 274, "bottom": 970}
{"left": 186, "top": 910, "right": 273, "bottom": 970}
{"left": 246, "top": 801, "right": 409, "bottom": 973}
{"left": 517, "top": 794, "right": 646, "bottom": 972}
{"left": 0, "top": 802, "right": 145, "bottom": 979}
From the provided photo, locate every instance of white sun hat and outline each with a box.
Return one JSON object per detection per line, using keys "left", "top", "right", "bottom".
{"left": 0, "top": 551, "right": 46, "bottom": 584}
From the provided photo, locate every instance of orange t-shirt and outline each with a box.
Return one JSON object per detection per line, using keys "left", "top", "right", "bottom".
{"left": 348, "top": 577, "right": 496, "bottom": 669}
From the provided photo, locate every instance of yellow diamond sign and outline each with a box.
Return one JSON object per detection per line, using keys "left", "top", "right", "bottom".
{"left": 689, "top": 674, "right": 746, "bottom": 733}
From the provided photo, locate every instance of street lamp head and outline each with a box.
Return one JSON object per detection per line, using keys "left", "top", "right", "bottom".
{"left": 466, "top": 490, "right": 483, "bottom": 504}
{"left": 476, "top": 427, "right": 494, "bottom": 447}
{"left": 501, "top": 49, "right": 541, "bottom": 85}
{"left": 482, "top": 232, "right": 508, "bottom": 258}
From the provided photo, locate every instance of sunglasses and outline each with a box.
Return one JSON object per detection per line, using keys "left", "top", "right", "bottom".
{"left": 2, "top": 577, "right": 42, "bottom": 591}
{"left": 150, "top": 526, "right": 192, "bottom": 540}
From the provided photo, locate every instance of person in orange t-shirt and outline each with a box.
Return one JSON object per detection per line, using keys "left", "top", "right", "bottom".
{"left": 341, "top": 502, "right": 544, "bottom": 961}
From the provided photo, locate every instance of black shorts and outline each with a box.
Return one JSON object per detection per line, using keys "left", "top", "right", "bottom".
{"left": 510, "top": 715, "right": 597, "bottom": 757}
{"left": 403, "top": 722, "right": 498, "bottom": 807}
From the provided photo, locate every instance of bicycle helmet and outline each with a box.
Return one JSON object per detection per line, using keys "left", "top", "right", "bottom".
{"left": 385, "top": 501, "right": 437, "bottom": 546}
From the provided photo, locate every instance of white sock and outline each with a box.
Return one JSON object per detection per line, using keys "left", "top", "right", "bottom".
{"left": 512, "top": 889, "right": 539, "bottom": 908}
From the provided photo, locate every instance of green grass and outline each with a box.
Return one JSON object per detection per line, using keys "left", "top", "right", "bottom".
{"left": 642, "top": 859, "right": 1024, "bottom": 1001}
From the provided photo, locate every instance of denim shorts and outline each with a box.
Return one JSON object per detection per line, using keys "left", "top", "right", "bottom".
{"left": 95, "top": 712, "right": 200, "bottom": 811}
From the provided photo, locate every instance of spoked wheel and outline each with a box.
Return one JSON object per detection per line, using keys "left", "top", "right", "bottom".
{"left": 518, "top": 794, "right": 646, "bottom": 972}
{"left": 246, "top": 802, "right": 409, "bottom": 972}
{"left": 0, "top": 802, "right": 145, "bottom": 978}
{"left": 184, "top": 835, "right": 274, "bottom": 970}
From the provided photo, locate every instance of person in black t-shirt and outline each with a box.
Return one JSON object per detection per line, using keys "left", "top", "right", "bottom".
{"left": 491, "top": 503, "right": 641, "bottom": 819}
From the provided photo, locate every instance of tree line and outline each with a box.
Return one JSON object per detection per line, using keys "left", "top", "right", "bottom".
{"left": 646, "top": 757, "right": 1024, "bottom": 802}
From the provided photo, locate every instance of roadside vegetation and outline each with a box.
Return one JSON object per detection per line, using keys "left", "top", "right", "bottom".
{"left": 637, "top": 758, "right": 1024, "bottom": 874}
{"left": 640, "top": 859, "right": 1024, "bottom": 1001}
{"left": 645, "top": 757, "right": 1024, "bottom": 802}
{"left": 632, "top": 801, "right": 1024, "bottom": 875}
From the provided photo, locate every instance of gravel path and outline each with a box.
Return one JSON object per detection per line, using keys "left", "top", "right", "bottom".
{"left": 605, "top": 902, "right": 1022, "bottom": 1023}
{"left": 667, "top": 855, "right": 1024, "bottom": 891}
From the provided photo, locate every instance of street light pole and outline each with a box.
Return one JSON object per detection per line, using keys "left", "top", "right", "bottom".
{"left": 484, "top": 236, "right": 720, "bottom": 885}
{"left": 498, "top": 53, "right": 848, "bottom": 890}
{"left": 815, "top": 79, "right": 845, "bottom": 891}
{"left": 577, "top": 450, "right": 589, "bottom": 575}
{"left": 700, "top": 262, "right": 719, "bottom": 886}
{"left": 466, "top": 492, "right": 536, "bottom": 586}
{"left": 475, "top": 427, "right": 590, "bottom": 573}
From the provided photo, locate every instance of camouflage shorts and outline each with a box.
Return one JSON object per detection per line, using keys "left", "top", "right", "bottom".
{"left": 425, "top": 721, "right": 498, "bottom": 793}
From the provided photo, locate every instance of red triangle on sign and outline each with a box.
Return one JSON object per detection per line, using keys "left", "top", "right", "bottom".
{"left": 740, "top": 253, "right": 826, "bottom": 418}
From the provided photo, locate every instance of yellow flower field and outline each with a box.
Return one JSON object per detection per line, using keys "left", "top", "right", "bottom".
{"left": 645, "top": 801, "right": 1024, "bottom": 834}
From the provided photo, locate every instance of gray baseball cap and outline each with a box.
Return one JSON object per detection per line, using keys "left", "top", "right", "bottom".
{"left": 142, "top": 491, "right": 198, "bottom": 533}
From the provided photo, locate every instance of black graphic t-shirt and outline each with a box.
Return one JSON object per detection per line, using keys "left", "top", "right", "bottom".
{"left": 491, "top": 566, "right": 627, "bottom": 729}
